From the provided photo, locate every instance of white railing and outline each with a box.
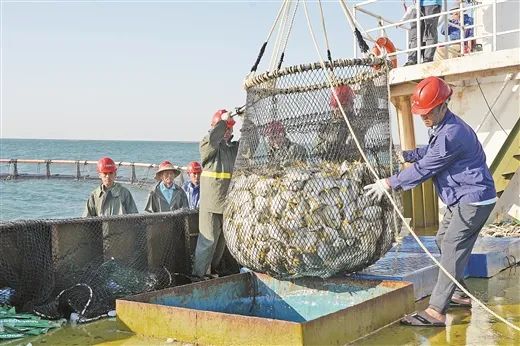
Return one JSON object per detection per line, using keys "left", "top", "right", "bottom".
{"left": 0, "top": 159, "right": 186, "bottom": 184}
{"left": 353, "top": 0, "right": 520, "bottom": 65}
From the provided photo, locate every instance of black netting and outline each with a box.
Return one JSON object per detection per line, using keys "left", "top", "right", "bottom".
{"left": 224, "top": 58, "right": 402, "bottom": 279}
{"left": 0, "top": 211, "right": 203, "bottom": 320}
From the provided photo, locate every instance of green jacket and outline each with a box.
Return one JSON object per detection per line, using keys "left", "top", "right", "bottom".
{"left": 144, "top": 182, "right": 188, "bottom": 213}
{"left": 199, "top": 120, "right": 239, "bottom": 214}
{"left": 83, "top": 182, "right": 138, "bottom": 217}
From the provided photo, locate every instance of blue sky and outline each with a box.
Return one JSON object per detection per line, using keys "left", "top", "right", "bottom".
{"left": 1, "top": 1, "right": 452, "bottom": 141}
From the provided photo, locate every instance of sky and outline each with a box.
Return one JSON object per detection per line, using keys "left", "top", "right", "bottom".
{"left": 1, "top": 0, "right": 448, "bottom": 142}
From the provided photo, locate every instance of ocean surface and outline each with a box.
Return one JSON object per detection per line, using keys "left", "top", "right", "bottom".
{"left": 0, "top": 138, "right": 200, "bottom": 221}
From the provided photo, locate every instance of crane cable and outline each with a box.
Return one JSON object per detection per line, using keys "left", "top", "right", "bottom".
{"left": 302, "top": 0, "right": 520, "bottom": 332}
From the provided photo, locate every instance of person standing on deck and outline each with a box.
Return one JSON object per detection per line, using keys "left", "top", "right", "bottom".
{"left": 192, "top": 109, "right": 239, "bottom": 278}
{"left": 363, "top": 76, "right": 496, "bottom": 327}
{"left": 183, "top": 161, "right": 202, "bottom": 209}
{"left": 145, "top": 160, "right": 188, "bottom": 212}
{"left": 84, "top": 157, "right": 138, "bottom": 217}
{"left": 405, "top": 0, "right": 443, "bottom": 65}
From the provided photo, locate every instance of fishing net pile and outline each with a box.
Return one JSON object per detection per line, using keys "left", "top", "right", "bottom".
{"left": 0, "top": 211, "right": 205, "bottom": 321}
{"left": 223, "top": 58, "right": 403, "bottom": 279}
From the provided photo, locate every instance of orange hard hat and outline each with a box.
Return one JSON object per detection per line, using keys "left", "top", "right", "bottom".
{"left": 330, "top": 85, "right": 355, "bottom": 110}
{"left": 264, "top": 120, "right": 285, "bottom": 137}
{"left": 211, "top": 109, "right": 235, "bottom": 128}
{"left": 97, "top": 157, "right": 117, "bottom": 173}
{"left": 411, "top": 76, "right": 453, "bottom": 115}
{"left": 187, "top": 161, "right": 202, "bottom": 174}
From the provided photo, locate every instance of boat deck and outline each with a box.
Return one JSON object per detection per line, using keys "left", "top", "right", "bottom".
{"left": 6, "top": 267, "right": 519, "bottom": 346}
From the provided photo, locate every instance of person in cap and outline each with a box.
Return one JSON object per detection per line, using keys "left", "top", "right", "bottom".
{"left": 84, "top": 157, "right": 138, "bottom": 217}
{"left": 264, "top": 120, "right": 307, "bottom": 166}
{"left": 315, "top": 85, "right": 357, "bottom": 161}
{"left": 183, "top": 161, "right": 202, "bottom": 209}
{"left": 145, "top": 160, "right": 188, "bottom": 213}
{"left": 363, "top": 76, "right": 496, "bottom": 327}
{"left": 192, "top": 109, "right": 239, "bottom": 278}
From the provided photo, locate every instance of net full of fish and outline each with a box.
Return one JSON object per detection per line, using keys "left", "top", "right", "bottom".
{"left": 223, "top": 57, "right": 401, "bottom": 279}
{"left": 224, "top": 160, "right": 398, "bottom": 278}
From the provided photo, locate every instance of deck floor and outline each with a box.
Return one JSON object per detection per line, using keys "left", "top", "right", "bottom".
{"left": 4, "top": 267, "right": 519, "bottom": 346}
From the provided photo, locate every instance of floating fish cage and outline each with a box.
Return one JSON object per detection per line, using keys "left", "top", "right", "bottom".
{"left": 116, "top": 272, "right": 414, "bottom": 345}
{"left": 0, "top": 159, "right": 181, "bottom": 186}
{"left": 0, "top": 211, "right": 202, "bottom": 320}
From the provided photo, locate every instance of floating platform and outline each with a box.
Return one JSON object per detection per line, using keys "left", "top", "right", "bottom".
{"left": 390, "top": 236, "right": 440, "bottom": 254}
{"left": 354, "top": 251, "right": 440, "bottom": 300}
{"left": 467, "top": 237, "right": 520, "bottom": 278}
{"left": 390, "top": 235, "right": 520, "bottom": 278}
{"left": 116, "top": 272, "right": 414, "bottom": 345}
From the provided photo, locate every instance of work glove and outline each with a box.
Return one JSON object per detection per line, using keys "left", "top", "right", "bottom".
{"left": 363, "top": 178, "right": 391, "bottom": 202}
{"left": 221, "top": 112, "right": 232, "bottom": 121}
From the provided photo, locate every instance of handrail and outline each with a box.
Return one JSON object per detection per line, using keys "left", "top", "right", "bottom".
{"left": 353, "top": 0, "right": 519, "bottom": 64}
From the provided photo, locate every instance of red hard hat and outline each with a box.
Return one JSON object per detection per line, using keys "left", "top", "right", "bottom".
{"left": 330, "top": 85, "right": 355, "bottom": 110}
{"left": 411, "top": 76, "right": 453, "bottom": 115}
{"left": 211, "top": 109, "right": 235, "bottom": 128}
{"left": 264, "top": 120, "right": 285, "bottom": 137}
{"left": 97, "top": 157, "right": 117, "bottom": 173}
{"left": 187, "top": 161, "right": 202, "bottom": 174}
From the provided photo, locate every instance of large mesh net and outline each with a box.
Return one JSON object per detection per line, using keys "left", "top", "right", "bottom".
{"left": 0, "top": 211, "right": 236, "bottom": 320}
{"left": 223, "top": 57, "right": 402, "bottom": 279}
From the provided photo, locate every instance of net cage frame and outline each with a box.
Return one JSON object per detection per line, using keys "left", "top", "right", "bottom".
{"left": 224, "top": 56, "right": 402, "bottom": 279}
{"left": 0, "top": 210, "right": 237, "bottom": 320}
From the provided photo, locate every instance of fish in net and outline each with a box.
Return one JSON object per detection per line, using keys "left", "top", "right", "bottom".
{"left": 223, "top": 58, "right": 403, "bottom": 279}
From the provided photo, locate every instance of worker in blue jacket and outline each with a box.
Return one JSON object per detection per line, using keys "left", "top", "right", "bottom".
{"left": 364, "top": 76, "right": 496, "bottom": 327}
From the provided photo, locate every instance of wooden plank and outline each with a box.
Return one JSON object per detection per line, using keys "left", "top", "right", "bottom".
{"left": 421, "top": 179, "right": 437, "bottom": 229}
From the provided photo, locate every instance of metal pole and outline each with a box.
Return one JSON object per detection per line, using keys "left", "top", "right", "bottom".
{"left": 443, "top": 0, "right": 449, "bottom": 58}
{"left": 492, "top": 0, "right": 497, "bottom": 51}
{"left": 415, "top": 1, "right": 421, "bottom": 64}
{"left": 46, "top": 160, "right": 51, "bottom": 178}
{"left": 131, "top": 164, "right": 137, "bottom": 184}
{"left": 459, "top": 4, "right": 465, "bottom": 55}
{"left": 76, "top": 160, "right": 81, "bottom": 180}
{"left": 11, "top": 159, "right": 18, "bottom": 179}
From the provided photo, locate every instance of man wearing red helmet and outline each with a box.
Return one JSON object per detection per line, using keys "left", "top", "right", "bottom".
{"left": 182, "top": 161, "right": 202, "bottom": 209}
{"left": 145, "top": 161, "right": 188, "bottom": 213}
{"left": 264, "top": 120, "right": 307, "bottom": 165}
{"left": 84, "top": 157, "right": 138, "bottom": 217}
{"left": 364, "top": 76, "right": 496, "bottom": 327}
{"left": 192, "top": 109, "right": 239, "bottom": 278}
{"left": 315, "top": 84, "right": 357, "bottom": 161}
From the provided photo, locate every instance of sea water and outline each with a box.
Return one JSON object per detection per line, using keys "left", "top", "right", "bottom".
{"left": 0, "top": 138, "right": 199, "bottom": 220}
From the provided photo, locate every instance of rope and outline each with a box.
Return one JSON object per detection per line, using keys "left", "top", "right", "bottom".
{"left": 302, "top": 0, "right": 519, "bottom": 332}
{"left": 270, "top": 0, "right": 291, "bottom": 72}
{"left": 249, "top": 0, "right": 288, "bottom": 74}
{"left": 318, "top": 0, "right": 333, "bottom": 63}
{"left": 277, "top": 0, "right": 300, "bottom": 70}
{"left": 474, "top": 76, "right": 511, "bottom": 136}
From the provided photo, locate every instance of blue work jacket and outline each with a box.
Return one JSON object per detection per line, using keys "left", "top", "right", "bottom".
{"left": 183, "top": 181, "right": 200, "bottom": 209}
{"left": 388, "top": 110, "right": 496, "bottom": 206}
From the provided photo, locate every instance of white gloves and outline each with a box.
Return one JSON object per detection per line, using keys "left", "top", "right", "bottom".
{"left": 363, "top": 178, "right": 391, "bottom": 202}
{"left": 221, "top": 112, "right": 231, "bottom": 121}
